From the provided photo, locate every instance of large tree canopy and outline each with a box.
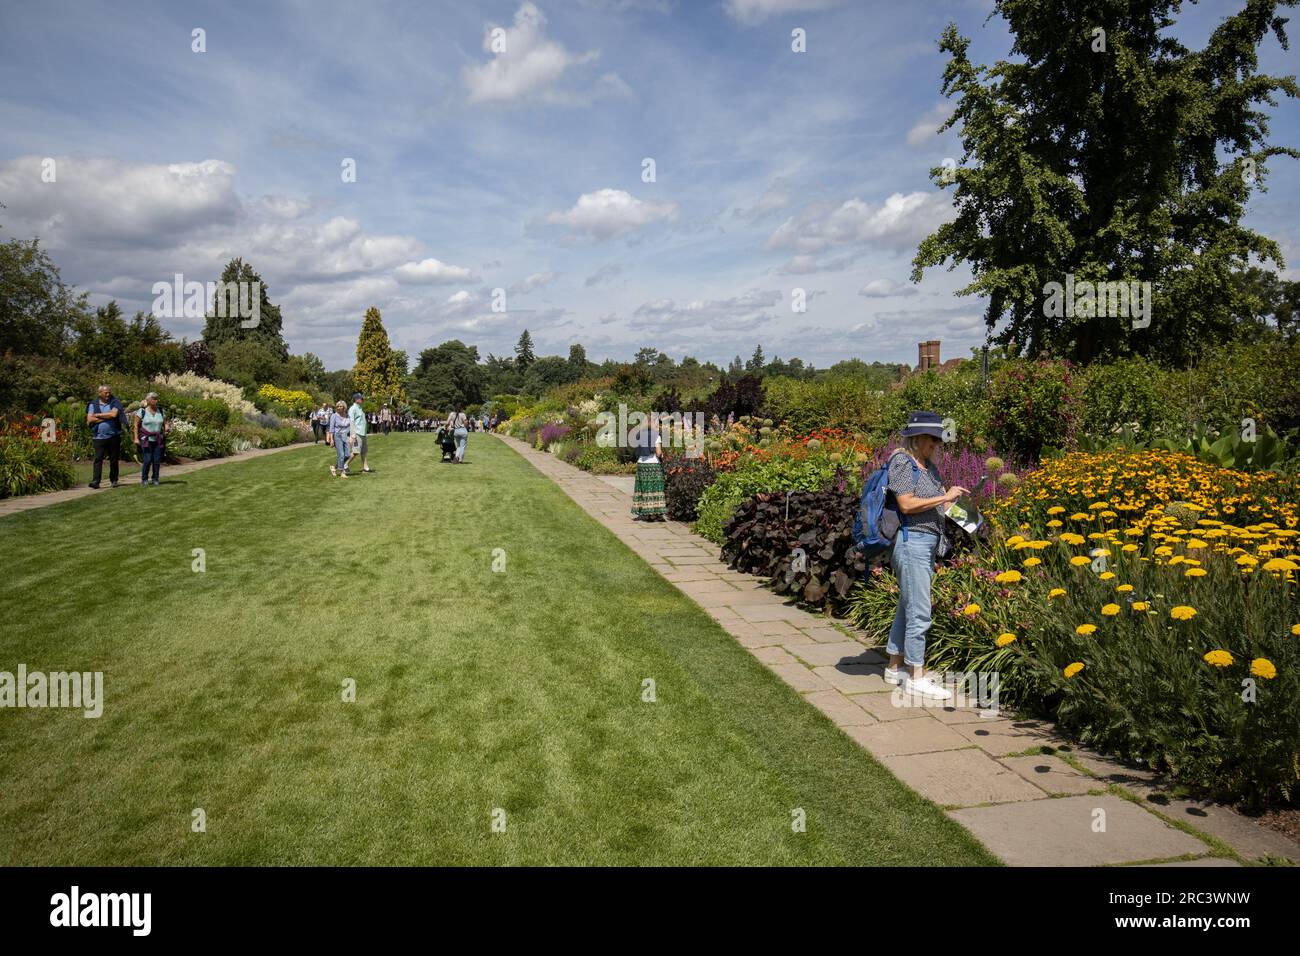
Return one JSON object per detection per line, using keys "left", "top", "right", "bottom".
{"left": 912, "top": 0, "right": 1299, "bottom": 363}
{"left": 408, "top": 340, "right": 486, "bottom": 410}
{"left": 352, "top": 306, "right": 406, "bottom": 403}
{"left": 201, "top": 258, "right": 287, "bottom": 360}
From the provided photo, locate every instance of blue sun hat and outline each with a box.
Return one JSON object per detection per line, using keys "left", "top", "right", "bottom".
{"left": 900, "top": 410, "right": 946, "bottom": 440}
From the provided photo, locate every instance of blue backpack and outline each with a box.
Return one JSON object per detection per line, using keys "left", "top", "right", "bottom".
{"left": 852, "top": 452, "right": 916, "bottom": 560}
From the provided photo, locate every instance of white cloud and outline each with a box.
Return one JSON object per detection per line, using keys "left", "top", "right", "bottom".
{"left": 766, "top": 191, "right": 951, "bottom": 255}
{"left": 724, "top": 0, "right": 845, "bottom": 26}
{"left": 507, "top": 270, "right": 558, "bottom": 294}
{"left": 858, "top": 278, "right": 918, "bottom": 298}
{"left": 544, "top": 188, "right": 678, "bottom": 241}
{"left": 0, "top": 156, "right": 242, "bottom": 248}
{"left": 733, "top": 178, "right": 793, "bottom": 222}
{"left": 462, "top": 2, "right": 630, "bottom": 106}
{"left": 630, "top": 288, "right": 781, "bottom": 329}
{"left": 906, "top": 101, "right": 955, "bottom": 148}
{"left": 584, "top": 263, "right": 623, "bottom": 286}
{"left": 394, "top": 257, "right": 478, "bottom": 284}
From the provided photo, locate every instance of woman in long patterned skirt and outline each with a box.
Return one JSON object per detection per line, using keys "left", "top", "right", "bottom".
{"left": 631, "top": 428, "right": 667, "bottom": 521}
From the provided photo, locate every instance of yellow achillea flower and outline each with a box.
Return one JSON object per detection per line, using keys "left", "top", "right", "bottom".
{"left": 1099, "top": 571, "right": 1116, "bottom": 580}
{"left": 1187, "top": 539, "right": 1208, "bottom": 549}
{"left": 1076, "top": 623, "right": 1097, "bottom": 635}
{"left": 1292, "top": 624, "right": 1300, "bottom": 636}
{"left": 995, "top": 633, "right": 1017, "bottom": 647}
{"left": 1263, "top": 558, "right": 1298, "bottom": 572}
{"left": 1155, "top": 546, "right": 1173, "bottom": 556}
{"left": 1184, "top": 567, "right": 1207, "bottom": 578}
{"left": 1101, "top": 604, "right": 1120, "bottom": 616}
{"left": 1060, "top": 532, "right": 1086, "bottom": 546}
{"left": 1064, "top": 662, "right": 1085, "bottom": 678}
{"left": 1203, "top": 650, "right": 1233, "bottom": 668}
{"left": 1070, "top": 556, "right": 1091, "bottom": 566}
{"left": 1047, "top": 520, "right": 1063, "bottom": 529}
{"left": 1116, "top": 584, "right": 1134, "bottom": 593}
{"left": 1023, "top": 557, "right": 1042, "bottom": 568}
{"left": 962, "top": 603, "right": 981, "bottom": 616}
{"left": 1132, "top": 601, "right": 1151, "bottom": 611}
{"left": 995, "top": 570, "right": 1023, "bottom": 584}
{"left": 1250, "top": 658, "right": 1277, "bottom": 679}
{"left": 1070, "top": 512, "right": 1089, "bottom": 521}
{"left": 1236, "top": 554, "right": 1258, "bottom": 566}
{"left": 1170, "top": 605, "right": 1197, "bottom": 621}
{"left": 1048, "top": 506, "right": 1065, "bottom": 515}
{"left": 1122, "top": 543, "right": 1139, "bottom": 552}
{"left": 1006, "top": 535, "right": 1025, "bottom": 547}
{"left": 1049, "top": 588, "right": 1067, "bottom": 599}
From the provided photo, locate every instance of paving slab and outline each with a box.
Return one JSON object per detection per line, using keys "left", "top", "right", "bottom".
{"left": 881, "top": 748, "right": 1047, "bottom": 807}
{"left": 765, "top": 663, "right": 833, "bottom": 693}
{"left": 954, "top": 718, "right": 1067, "bottom": 756}
{"left": 787, "top": 641, "right": 881, "bottom": 668}
{"left": 802, "top": 690, "right": 877, "bottom": 728}
{"left": 999, "top": 754, "right": 1100, "bottom": 796}
{"left": 812, "top": 663, "right": 891, "bottom": 695}
{"left": 949, "top": 794, "right": 1207, "bottom": 866}
{"left": 1136, "top": 796, "right": 1300, "bottom": 862}
{"left": 844, "top": 717, "right": 972, "bottom": 757}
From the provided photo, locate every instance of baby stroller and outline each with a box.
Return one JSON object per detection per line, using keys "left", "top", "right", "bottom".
{"left": 436, "top": 425, "right": 456, "bottom": 462}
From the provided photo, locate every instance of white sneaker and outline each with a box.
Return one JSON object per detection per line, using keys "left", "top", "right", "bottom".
{"left": 330, "top": 465, "right": 337, "bottom": 477}
{"left": 903, "top": 674, "right": 953, "bottom": 702}
{"left": 883, "top": 665, "right": 906, "bottom": 685}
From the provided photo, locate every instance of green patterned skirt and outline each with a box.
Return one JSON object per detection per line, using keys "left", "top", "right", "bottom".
{"left": 632, "top": 461, "right": 667, "bottom": 517}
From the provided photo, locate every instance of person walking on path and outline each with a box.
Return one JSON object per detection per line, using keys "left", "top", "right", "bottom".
{"left": 132, "top": 391, "right": 169, "bottom": 486}
{"left": 348, "top": 392, "right": 371, "bottom": 473}
{"left": 312, "top": 404, "right": 328, "bottom": 443}
{"left": 445, "top": 407, "right": 469, "bottom": 463}
{"left": 883, "top": 410, "right": 969, "bottom": 702}
{"left": 380, "top": 404, "right": 392, "bottom": 436}
{"left": 85, "top": 384, "right": 128, "bottom": 489}
{"left": 631, "top": 424, "right": 667, "bottom": 521}
{"left": 327, "top": 400, "right": 353, "bottom": 478}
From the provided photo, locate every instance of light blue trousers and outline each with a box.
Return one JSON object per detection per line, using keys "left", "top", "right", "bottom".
{"left": 454, "top": 427, "right": 468, "bottom": 462}
{"left": 887, "top": 529, "right": 939, "bottom": 668}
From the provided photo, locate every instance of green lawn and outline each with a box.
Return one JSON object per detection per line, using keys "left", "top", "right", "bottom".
{"left": 0, "top": 433, "right": 996, "bottom": 865}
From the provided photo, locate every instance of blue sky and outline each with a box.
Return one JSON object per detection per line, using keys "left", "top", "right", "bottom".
{"left": 1, "top": 0, "right": 1296, "bottom": 370}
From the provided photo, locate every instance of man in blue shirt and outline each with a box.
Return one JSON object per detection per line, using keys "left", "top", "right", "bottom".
{"left": 85, "top": 384, "right": 127, "bottom": 488}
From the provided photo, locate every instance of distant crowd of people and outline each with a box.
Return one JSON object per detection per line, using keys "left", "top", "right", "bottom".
{"left": 79, "top": 382, "right": 507, "bottom": 488}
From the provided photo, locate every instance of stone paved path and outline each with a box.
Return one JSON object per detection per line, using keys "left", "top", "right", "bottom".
{"left": 499, "top": 435, "right": 1299, "bottom": 867}
{"left": 0, "top": 441, "right": 310, "bottom": 519}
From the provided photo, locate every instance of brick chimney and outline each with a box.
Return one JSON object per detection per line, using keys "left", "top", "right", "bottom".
{"left": 918, "top": 339, "right": 941, "bottom": 371}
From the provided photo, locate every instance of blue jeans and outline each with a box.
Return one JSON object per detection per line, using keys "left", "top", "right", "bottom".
{"left": 454, "top": 427, "right": 468, "bottom": 462}
{"left": 887, "top": 529, "right": 939, "bottom": 668}
{"left": 139, "top": 441, "right": 162, "bottom": 483}
{"left": 332, "top": 434, "right": 350, "bottom": 472}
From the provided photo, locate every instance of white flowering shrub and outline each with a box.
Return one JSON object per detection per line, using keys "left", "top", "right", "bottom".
{"left": 154, "top": 373, "right": 259, "bottom": 416}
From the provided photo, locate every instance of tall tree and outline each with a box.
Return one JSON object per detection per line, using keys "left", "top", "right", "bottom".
{"left": 352, "top": 306, "right": 405, "bottom": 402}
{"left": 201, "top": 258, "right": 288, "bottom": 360}
{"left": 746, "top": 345, "right": 765, "bottom": 371}
{"left": 0, "top": 237, "right": 89, "bottom": 357}
{"left": 911, "top": 0, "right": 1299, "bottom": 363}
{"left": 408, "top": 340, "right": 486, "bottom": 409}
{"left": 567, "top": 342, "right": 588, "bottom": 372}
{"left": 514, "top": 329, "right": 535, "bottom": 369}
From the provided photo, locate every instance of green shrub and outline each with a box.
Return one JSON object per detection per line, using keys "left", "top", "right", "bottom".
{"left": 158, "top": 393, "right": 235, "bottom": 430}
{"left": 694, "top": 456, "right": 840, "bottom": 543}
{"left": 168, "top": 425, "right": 233, "bottom": 460}
{"left": 1078, "top": 356, "right": 1182, "bottom": 440}
{"left": 0, "top": 433, "right": 76, "bottom": 498}
{"left": 987, "top": 359, "right": 1081, "bottom": 460}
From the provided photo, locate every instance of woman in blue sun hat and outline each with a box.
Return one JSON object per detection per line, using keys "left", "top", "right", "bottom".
{"left": 883, "top": 410, "right": 969, "bottom": 702}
